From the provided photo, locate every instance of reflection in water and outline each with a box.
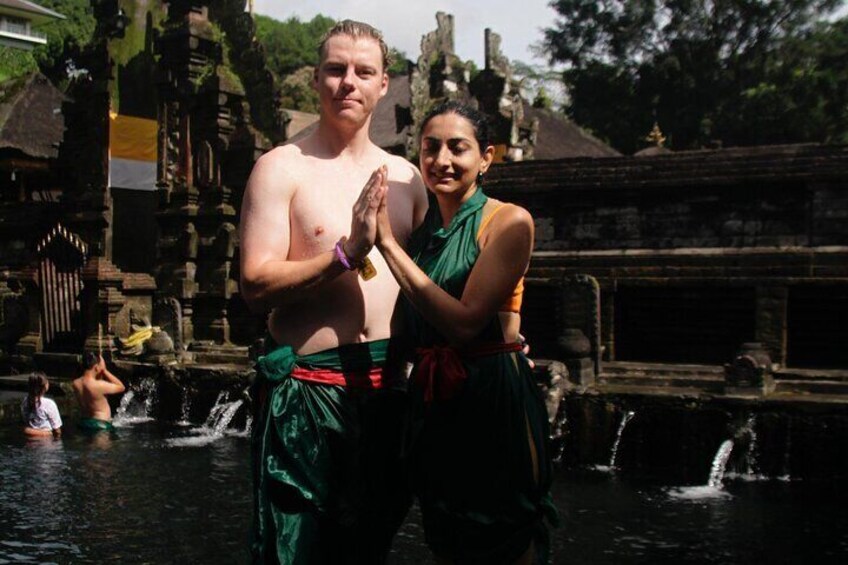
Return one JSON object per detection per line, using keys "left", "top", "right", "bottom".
{"left": 1, "top": 424, "right": 846, "bottom": 564}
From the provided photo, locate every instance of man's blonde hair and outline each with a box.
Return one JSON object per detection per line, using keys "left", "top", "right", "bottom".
{"left": 318, "top": 19, "right": 393, "bottom": 71}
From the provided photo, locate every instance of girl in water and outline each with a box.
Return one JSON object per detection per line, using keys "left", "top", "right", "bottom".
{"left": 21, "top": 373, "right": 62, "bottom": 438}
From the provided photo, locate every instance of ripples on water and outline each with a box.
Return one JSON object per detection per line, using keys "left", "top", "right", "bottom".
{"left": 1, "top": 423, "right": 847, "bottom": 564}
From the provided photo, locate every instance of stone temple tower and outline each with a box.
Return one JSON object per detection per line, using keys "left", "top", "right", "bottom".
{"left": 155, "top": 0, "right": 268, "bottom": 361}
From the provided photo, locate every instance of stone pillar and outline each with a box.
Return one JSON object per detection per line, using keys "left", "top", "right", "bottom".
{"left": 80, "top": 256, "right": 126, "bottom": 359}
{"left": 600, "top": 285, "right": 615, "bottom": 362}
{"left": 11, "top": 266, "right": 41, "bottom": 364}
{"left": 755, "top": 286, "right": 788, "bottom": 367}
{"left": 559, "top": 274, "right": 602, "bottom": 385}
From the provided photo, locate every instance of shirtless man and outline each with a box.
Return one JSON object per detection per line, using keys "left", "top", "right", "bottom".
{"left": 71, "top": 351, "right": 126, "bottom": 433}
{"left": 239, "top": 20, "right": 427, "bottom": 564}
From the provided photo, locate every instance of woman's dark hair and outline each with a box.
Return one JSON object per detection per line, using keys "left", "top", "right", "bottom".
{"left": 26, "top": 373, "right": 49, "bottom": 413}
{"left": 82, "top": 351, "right": 98, "bottom": 369}
{"left": 420, "top": 100, "right": 491, "bottom": 149}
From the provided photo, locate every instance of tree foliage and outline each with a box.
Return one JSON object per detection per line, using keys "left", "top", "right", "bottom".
{"left": 255, "top": 13, "right": 411, "bottom": 112}
{"left": 513, "top": 60, "right": 568, "bottom": 110}
{"left": 255, "top": 14, "right": 336, "bottom": 77}
{"left": 279, "top": 66, "right": 319, "bottom": 113}
{"left": 32, "top": 0, "right": 94, "bottom": 82}
{"left": 0, "top": 48, "right": 38, "bottom": 82}
{"left": 543, "top": 0, "right": 848, "bottom": 153}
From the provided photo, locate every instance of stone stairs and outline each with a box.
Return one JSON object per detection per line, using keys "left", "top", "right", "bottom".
{"left": 593, "top": 362, "right": 848, "bottom": 401}
{"left": 597, "top": 362, "right": 725, "bottom": 395}
{"left": 773, "top": 368, "right": 848, "bottom": 396}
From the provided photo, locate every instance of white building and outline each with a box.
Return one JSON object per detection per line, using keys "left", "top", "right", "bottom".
{"left": 0, "top": 0, "right": 64, "bottom": 51}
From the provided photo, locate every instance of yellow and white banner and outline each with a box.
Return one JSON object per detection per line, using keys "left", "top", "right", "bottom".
{"left": 109, "top": 113, "right": 157, "bottom": 191}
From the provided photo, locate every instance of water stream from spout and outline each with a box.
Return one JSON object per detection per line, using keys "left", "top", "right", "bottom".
{"left": 742, "top": 414, "right": 759, "bottom": 478}
{"left": 113, "top": 377, "right": 158, "bottom": 426}
{"left": 166, "top": 391, "right": 243, "bottom": 447}
{"left": 177, "top": 386, "right": 192, "bottom": 426}
{"left": 204, "top": 392, "right": 244, "bottom": 435}
{"left": 707, "top": 439, "right": 735, "bottom": 489}
{"left": 609, "top": 411, "right": 635, "bottom": 468}
{"left": 667, "top": 438, "right": 735, "bottom": 499}
{"left": 550, "top": 406, "right": 568, "bottom": 465}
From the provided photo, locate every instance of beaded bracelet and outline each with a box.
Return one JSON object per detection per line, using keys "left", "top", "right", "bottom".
{"left": 334, "top": 238, "right": 356, "bottom": 270}
{"left": 334, "top": 237, "right": 377, "bottom": 281}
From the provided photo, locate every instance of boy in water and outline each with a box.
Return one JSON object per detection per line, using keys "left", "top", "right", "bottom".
{"left": 72, "top": 351, "right": 126, "bottom": 432}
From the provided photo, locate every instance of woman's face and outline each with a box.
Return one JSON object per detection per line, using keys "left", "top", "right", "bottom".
{"left": 419, "top": 112, "right": 494, "bottom": 200}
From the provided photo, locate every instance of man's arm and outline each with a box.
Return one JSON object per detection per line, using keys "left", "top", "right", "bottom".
{"left": 96, "top": 356, "right": 126, "bottom": 396}
{"left": 239, "top": 150, "right": 383, "bottom": 313}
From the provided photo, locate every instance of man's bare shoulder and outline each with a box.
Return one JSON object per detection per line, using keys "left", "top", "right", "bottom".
{"left": 381, "top": 152, "right": 420, "bottom": 182}
{"left": 254, "top": 143, "right": 306, "bottom": 176}
{"left": 245, "top": 144, "right": 306, "bottom": 203}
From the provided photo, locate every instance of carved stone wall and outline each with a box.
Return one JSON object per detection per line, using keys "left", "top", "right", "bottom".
{"left": 487, "top": 144, "right": 848, "bottom": 369}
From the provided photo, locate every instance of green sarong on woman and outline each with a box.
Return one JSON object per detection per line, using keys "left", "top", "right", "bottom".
{"left": 251, "top": 339, "right": 410, "bottom": 564}
{"left": 405, "top": 188, "right": 557, "bottom": 564}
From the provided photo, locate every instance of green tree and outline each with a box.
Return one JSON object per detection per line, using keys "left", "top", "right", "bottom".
{"left": 0, "top": 48, "right": 38, "bottom": 82}
{"left": 255, "top": 14, "right": 336, "bottom": 78}
{"left": 279, "top": 66, "right": 319, "bottom": 113}
{"left": 387, "top": 47, "right": 409, "bottom": 75}
{"left": 31, "top": 0, "right": 95, "bottom": 82}
{"left": 513, "top": 60, "right": 567, "bottom": 110}
{"left": 543, "top": 0, "right": 847, "bottom": 153}
{"left": 255, "top": 14, "right": 412, "bottom": 111}
{"left": 0, "top": 0, "right": 95, "bottom": 83}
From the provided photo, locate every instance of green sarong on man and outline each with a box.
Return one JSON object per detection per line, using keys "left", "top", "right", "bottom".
{"left": 251, "top": 338, "right": 410, "bottom": 564}
{"left": 77, "top": 417, "right": 115, "bottom": 433}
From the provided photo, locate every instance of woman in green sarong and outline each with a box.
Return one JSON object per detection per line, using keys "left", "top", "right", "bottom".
{"left": 366, "top": 101, "right": 556, "bottom": 564}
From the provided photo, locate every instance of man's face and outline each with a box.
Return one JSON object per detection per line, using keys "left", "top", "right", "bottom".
{"left": 314, "top": 34, "right": 388, "bottom": 126}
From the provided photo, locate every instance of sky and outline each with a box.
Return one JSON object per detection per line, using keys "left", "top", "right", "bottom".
{"left": 251, "top": 0, "right": 560, "bottom": 69}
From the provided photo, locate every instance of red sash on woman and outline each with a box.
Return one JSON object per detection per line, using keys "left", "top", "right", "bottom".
{"left": 413, "top": 342, "right": 523, "bottom": 403}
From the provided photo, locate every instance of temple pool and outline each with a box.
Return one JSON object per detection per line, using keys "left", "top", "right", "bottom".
{"left": 1, "top": 420, "right": 846, "bottom": 563}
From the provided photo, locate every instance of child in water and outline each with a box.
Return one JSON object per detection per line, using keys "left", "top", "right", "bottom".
{"left": 21, "top": 373, "right": 62, "bottom": 438}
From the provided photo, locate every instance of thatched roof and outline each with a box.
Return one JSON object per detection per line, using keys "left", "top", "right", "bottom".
{"left": 0, "top": 72, "right": 65, "bottom": 160}
{"left": 522, "top": 101, "right": 620, "bottom": 159}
